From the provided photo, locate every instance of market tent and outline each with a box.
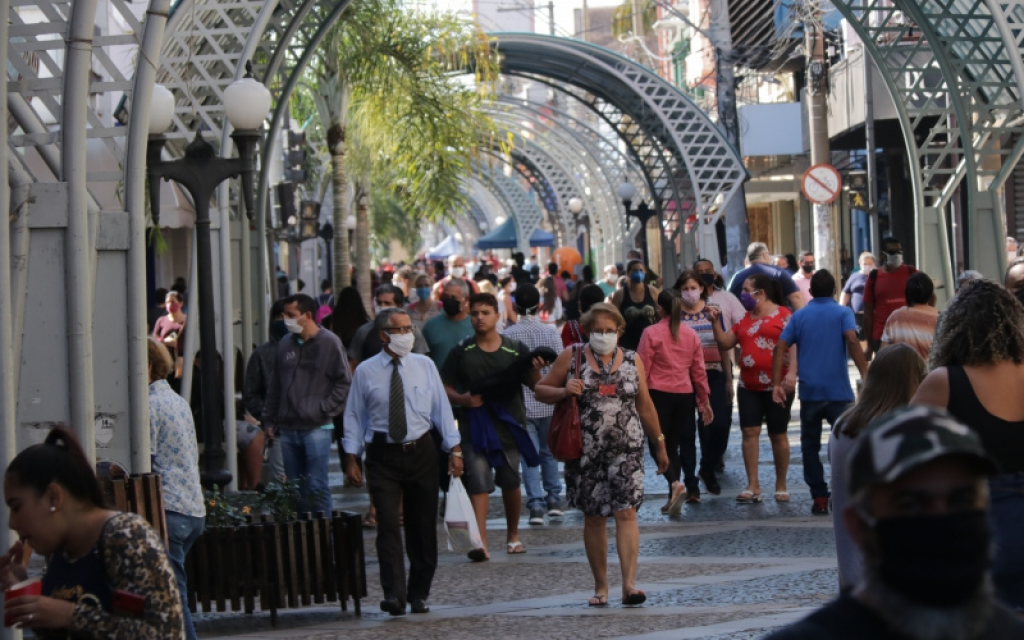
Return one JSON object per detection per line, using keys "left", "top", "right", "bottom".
{"left": 427, "top": 235, "right": 458, "bottom": 260}
{"left": 475, "top": 218, "right": 555, "bottom": 249}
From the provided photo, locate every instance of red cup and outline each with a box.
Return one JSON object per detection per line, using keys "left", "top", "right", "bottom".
{"left": 4, "top": 579, "right": 42, "bottom": 627}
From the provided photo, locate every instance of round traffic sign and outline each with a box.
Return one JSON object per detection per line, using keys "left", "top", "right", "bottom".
{"left": 801, "top": 164, "right": 842, "bottom": 205}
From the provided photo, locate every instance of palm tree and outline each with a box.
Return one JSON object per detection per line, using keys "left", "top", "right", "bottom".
{"left": 295, "top": 0, "right": 499, "bottom": 308}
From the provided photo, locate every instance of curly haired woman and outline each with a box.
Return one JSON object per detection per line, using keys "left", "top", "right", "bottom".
{"left": 912, "top": 279, "right": 1024, "bottom": 609}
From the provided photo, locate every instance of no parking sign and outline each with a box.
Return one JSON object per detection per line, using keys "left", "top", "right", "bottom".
{"left": 801, "top": 164, "right": 842, "bottom": 205}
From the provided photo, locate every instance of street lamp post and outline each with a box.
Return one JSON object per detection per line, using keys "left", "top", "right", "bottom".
{"left": 618, "top": 180, "right": 656, "bottom": 271}
{"left": 147, "top": 62, "right": 271, "bottom": 489}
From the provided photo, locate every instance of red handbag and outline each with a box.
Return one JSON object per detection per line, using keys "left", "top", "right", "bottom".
{"left": 549, "top": 345, "right": 583, "bottom": 462}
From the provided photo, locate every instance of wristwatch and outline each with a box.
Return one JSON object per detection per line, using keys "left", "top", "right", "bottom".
{"left": 656, "top": 434, "right": 666, "bottom": 442}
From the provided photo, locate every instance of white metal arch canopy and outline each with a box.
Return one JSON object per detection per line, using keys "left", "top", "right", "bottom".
{"left": 487, "top": 33, "right": 749, "bottom": 279}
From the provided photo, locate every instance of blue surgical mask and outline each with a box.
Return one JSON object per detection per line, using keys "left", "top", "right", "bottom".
{"left": 629, "top": 271, "right": 644, "bottom": 284}
{"left": 415, "top": 287, "right": 432, "bottom": 302}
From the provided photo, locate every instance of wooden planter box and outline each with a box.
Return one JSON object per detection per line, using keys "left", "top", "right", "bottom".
{"left": 185, "top": 510, "right": 366, "bottom": 625}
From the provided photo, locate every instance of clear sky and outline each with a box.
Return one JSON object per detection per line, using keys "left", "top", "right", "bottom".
{"left": 415, "top": 0, "right": 624, "bottom": 39}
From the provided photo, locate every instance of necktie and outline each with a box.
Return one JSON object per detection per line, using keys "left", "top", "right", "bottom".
{"left": 389, "top": 358, "right": 408, "bottom": 443}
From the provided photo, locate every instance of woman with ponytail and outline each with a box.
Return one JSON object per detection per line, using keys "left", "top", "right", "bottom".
{"left": 636, "top": 290, "right": 713, "bottom": 515}
{"left": 0, "top": 428, "right": 183, "bottom": 638}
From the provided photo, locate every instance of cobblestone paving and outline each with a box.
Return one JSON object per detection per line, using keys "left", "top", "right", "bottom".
{"left": 199, "top": 387, "right": 847, "bottom": 639}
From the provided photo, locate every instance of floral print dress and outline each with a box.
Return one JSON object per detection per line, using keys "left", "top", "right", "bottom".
{"left": 565, "top": 346, "right": 646, "bottom": 517}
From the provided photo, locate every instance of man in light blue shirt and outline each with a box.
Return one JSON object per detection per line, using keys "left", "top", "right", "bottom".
{"left": 343, "top": 308, "right": 463, "bottom": 617}
{"left": 772, "top": 270, "right": 867, "bottom": 516}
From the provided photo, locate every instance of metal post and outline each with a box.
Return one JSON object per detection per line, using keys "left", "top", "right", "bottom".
{"left": 217, "top": 166, "right": 239, "bottom": 492}
{"left": 864, "top": 55, "right": 880, "bottom": 255}
{"left": 64, "top": 0, "right": 100, "bottom": 459}
{"left": 805, "top": 17, "right": 838, "bottom": 275}
{"left": 548, "top": 1, "right": 555, "bottom": 36}
{"left": 124, "top": 0, "right": 172, "bottom": 473}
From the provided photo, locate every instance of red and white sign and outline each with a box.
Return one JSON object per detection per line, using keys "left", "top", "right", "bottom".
{"left": 801, "top": 164, "right": 842, "bottom": 205}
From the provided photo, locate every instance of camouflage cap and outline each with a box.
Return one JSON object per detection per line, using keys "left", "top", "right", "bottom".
{"left": 847, "top": 405, "right": 999, "bottom": 497}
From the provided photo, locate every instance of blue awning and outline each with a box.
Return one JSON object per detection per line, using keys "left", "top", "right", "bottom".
{"left": 475, "top": 218, "right": 555, "bottom": 249}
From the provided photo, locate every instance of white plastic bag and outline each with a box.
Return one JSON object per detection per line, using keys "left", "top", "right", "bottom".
{"left": 444, "top": 476, "right": 483, "bottom": 552}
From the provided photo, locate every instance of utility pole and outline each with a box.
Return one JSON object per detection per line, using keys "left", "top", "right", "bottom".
{"left": 582, "top": 0, "right": 589, "bottom": 41}
{"left": 708, "top": 0, "right": 749, "bottom": 274}
{"left": 864, "top": 56, "right": 880, "bottom": 254}
{"left": 805, "top": 11, "right": 839, "bottom": 274}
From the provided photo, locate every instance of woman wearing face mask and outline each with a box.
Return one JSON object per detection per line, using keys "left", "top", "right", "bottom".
{"left": 496, "top": 275, "right": 519, "bottom": 331}
{"left": 0, "top": 428, "right": 183, "bottom": 637}
{"left": 611, "top": 260, "right": 660, "bottom": 351}
{"left": 535, "top": 303, "right": 668, "bottom": 607}
{"left": 912, "top": 279, "right": 1024, "bottom": 609}
{"left": 674, "top": 269, "right": 734, "bottom": 497}
{"left": 407, "top": 274, "right": 440, "bottom": 332}
{"left": 637, "top": 290, "right": 713, "bottom": 514}
{"left": 830, "top": 343, "right": 926, "bottom": 589}
{"left": 708, "top": 274, "right": 795, "bottom": 504}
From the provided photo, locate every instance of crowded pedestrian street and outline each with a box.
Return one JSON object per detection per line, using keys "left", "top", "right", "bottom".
{"left": 195, "top": 386, "right": 844, "bottom": 640}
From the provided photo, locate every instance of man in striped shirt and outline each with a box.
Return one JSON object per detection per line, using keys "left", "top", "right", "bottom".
{"left": 880, "top": 272, "right": 939, "bottom": 361}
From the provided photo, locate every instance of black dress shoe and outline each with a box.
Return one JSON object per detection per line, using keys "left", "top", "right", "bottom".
{"left": 379, "top": 597, "right": 406, "bottom": 616}
{"left": 410, "top": 597, "right": 430, "bottom": 614}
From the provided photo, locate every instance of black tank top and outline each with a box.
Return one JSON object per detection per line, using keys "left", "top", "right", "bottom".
{"left": 618, "top": 285, "right": 657, "bottom": 351}
{"left": 946, "top": 366, "right": 1024, "bottom": 474}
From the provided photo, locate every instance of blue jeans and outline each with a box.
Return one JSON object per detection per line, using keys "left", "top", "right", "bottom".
{"left": 799, "top": 400, "right": 848, "bottom": 499}
{"left": 521, "top": 416, "right": 562, "bottom": 510}
{"left": 990, "top": 472, "right": 1024, "bottom": 609}
{"left": 165, "top": 511, "right": 205, "bottom": 640}
{"left": 279, "top": 428, "right": 334, "bottom": 514}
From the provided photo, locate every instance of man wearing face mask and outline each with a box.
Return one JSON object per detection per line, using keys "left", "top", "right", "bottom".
{"left": 791, "top": 252, "right": 815, "bottom": 306}
{"left": 431, "top": 254, "right": 479, "bottom": 300}
{"left": 864, "top": 237, "right": 917, "bottom": 360}
{"left": 422, "top": 279, "right": 475, "bottom": 373}
{"left": 343, "top": 308, "right": 463, "bottom": 616}
{"left": 347, "top": 284, "right": 428, "bottom": 368}
{"left": 242, "top": 299, "right": 289, "bottom": 481}
{"left": 263, "top": 294, "right": 352, "bottom": 514}
{"left": 765, "top": 405, "right": 1024, "bottom": 640}
{"left": 727, "top": 242, "right": 806, "bottom": 311}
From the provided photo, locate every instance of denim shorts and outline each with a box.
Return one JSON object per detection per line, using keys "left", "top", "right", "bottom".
{"left": 462, "top": 442, "right": 521, "bottom": 495}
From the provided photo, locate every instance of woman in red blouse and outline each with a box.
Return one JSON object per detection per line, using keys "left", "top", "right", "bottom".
{"left": 709, "top": 273, "right": 796, "bottom": 504}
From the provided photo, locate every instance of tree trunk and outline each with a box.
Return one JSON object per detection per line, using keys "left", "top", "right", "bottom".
{"left": 329, "top": 123, "right": 350, "bottom": 289}
{"left": 354, "top": 183, "right": 372, "bottom": 311}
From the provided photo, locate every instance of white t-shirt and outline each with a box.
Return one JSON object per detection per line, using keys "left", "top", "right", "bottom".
{"left": 708, "top": 288, "right": 745, "bottom": 333}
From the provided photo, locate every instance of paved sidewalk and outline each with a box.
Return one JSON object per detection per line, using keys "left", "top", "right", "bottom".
{"left": 195, "top": 365, "right": 858, "bottom": 639}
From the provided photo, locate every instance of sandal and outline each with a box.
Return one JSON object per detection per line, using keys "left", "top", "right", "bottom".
{"left": 506, "top": 540, "right": 527, "bottom": 554}
{"left": 362, "top": 514, "right": 377, "bottom": 529}
{"left": 774, "top": 491, "right": 790, "bottom": 503}
{"left": 467, "top": 548, "right": 489, "bottom": 562}
{"left": 622, "top": 588, "right": 647, "bottom": 606}
{"left": 736, "top": 490, "right": 764, "bottom": 504}
{"left": 588, "top": 594, "right": 609, "bottom": 607}
{"left": 666, "top": 485, "right": 687, "bottom": 517}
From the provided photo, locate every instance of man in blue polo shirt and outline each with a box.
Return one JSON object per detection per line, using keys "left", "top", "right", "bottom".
{"left": 771, "top": 270, "right": 867, "bottom": 515}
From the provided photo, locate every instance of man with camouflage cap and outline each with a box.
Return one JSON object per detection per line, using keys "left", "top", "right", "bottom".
{"left": 765, "top": 405, "right": 1024, "bottom": 640}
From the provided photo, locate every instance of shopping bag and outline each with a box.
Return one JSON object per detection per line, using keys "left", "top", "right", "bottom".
{"left": 549, "top": 345, "right": 583, "bottom": 462}
{"left": 444, "top": 475, "right": 483, "bottom": 552}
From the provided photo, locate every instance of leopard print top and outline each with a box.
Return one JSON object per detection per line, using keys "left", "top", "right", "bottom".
{"left": 39, "top": 512, "right": 184, "bottom": 639}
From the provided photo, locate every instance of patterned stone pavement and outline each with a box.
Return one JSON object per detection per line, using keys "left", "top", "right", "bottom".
{"left": 196, "top": 389, "right": 844, "bottom": 639}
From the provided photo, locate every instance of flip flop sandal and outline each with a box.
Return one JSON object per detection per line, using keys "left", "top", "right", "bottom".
{"left": 362, "top": 514, "right": 377, "bottom": 529}
{"left": 588, "top": 594, "right": 609, "bottom": 607}
{"left": 467, "top": 548, "right": 489, "bottom": 562}
{"left": 506, "top": 541, "right": 527, "bottom": 554}
{"left": 774, "top": 492, "right": 790, "bottom": 503}
{"left": 622, "top": 589, "right": 647, "bottom": 606}
{"left": 736, "top": 490, "right": 764, "bottom": 504}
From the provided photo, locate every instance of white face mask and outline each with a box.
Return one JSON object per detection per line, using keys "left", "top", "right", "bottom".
{"left": 284, "top": 317, "right": 303, "bottom": 334}
{"left": 589, "top": 332, "right": 618, "bottom": 355}
{"left": 885, "top": 252, "right": 903, "bottom": 269}
{"left": 509, "top": 281, "right": 517, "bottom": 293}
{"left": 387, "top": 333, "right": 415, "bottom": 358}
{"left": 450, "top": 266, "right": 465, "bottom": 278}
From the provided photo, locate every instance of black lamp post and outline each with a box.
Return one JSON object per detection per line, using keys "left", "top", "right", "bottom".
{"left": 618, "top": 180, "right": 657, "bottom": 271}
{"left": 146, "top": 62, "right": 271, "bottom": 489}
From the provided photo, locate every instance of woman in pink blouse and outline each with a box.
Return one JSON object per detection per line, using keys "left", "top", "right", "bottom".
{"left": 637, "top": 290, "right": 714, "bottom": 514}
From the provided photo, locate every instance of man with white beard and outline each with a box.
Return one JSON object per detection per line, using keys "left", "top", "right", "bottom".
{"left": 765, "top": 406, "right": 1024, "bottom": 640}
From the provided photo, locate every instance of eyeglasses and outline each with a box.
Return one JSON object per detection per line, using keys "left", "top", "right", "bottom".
{"left": 384, "top": 326, "right": 415, "bottom": 335}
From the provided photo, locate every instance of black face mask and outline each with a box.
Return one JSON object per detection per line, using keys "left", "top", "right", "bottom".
{"left": 872, "top": 510, "right": 990, "bottom": 606}
{"left": 699, "top": 273, "right": 716, "bottom": 287}
{"left": 801, "top": 264, "right": 815, "bottom": 274}
{"left": 270, "top": 319, "right": 289, "bottom": 342}
{"left": 442, "top": 297, "right": 462, "bottom": 317}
